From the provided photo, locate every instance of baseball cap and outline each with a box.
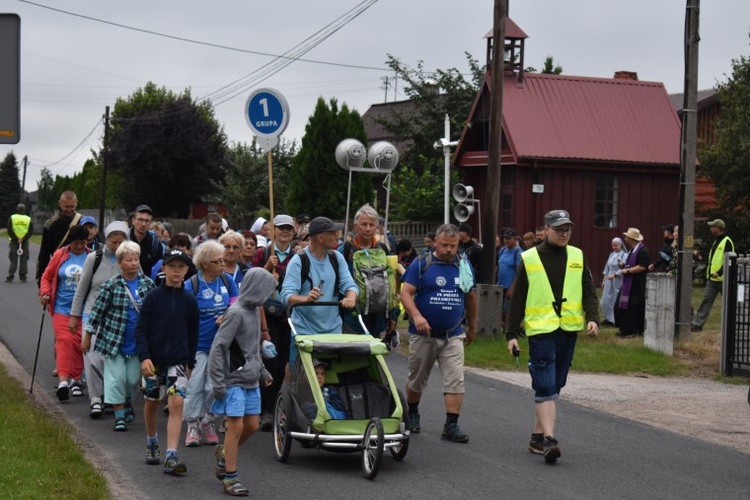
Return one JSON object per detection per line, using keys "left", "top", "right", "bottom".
{"left": 707, "top": 219, "right": 725, "bottom": 229}
{"left": 295, "top": 213, "right": 311, "bottom": 224}
{"left": 502, "top": 228, "right": 517, "bottom": 238}
{"left": 307, "top": 217, "right": 344, "bottom": 236}
{"left": 104, "top": 221, "right": 130, "bottom": 239}
{"left": 544, "top": 210, "right": 574, "bottom": 228}
{"left": 162, "top": 249, "right": 191, "bottom": 266}
{"left": 273, "top": 214, "right": 295, "bottom": 227}
{"left": 134, "top": 204, "right": 153, "bottom": 214}
{"left": 79, "top": 215, "right": 97, "bottom": 227}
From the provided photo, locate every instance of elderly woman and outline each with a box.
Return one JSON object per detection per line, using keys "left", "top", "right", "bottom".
{"left": 84, "top": 241, "right": 156, "bottom": 431}
{"left": 69, "top": 221, "right": 130, "bottom": 417}
{"left": 600, "top": 237, "right": 627, "bottom": 326}
{"left": 40, "top": 224, "right": 91, "bottom": 401}
{"left": 220, "top": 230, "right": 247, "bottom": 286}
{"left": 239, "top": 230, "right": 257, "bottom": 267}
{"left": 182, "top": 240, "right": 239, "bottom": 447}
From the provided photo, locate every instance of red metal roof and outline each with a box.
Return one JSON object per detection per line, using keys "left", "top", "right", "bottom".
{"left": 484, "top": 18, "right": 528, "bottom": 40}
{"left": 497, "top": 73, "right": 682, "bottom": 165}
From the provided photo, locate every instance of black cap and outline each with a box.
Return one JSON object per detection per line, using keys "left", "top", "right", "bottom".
{"left": 662, "top": 224, "right": 675, "bottom": 233}
{"left": 134, "top": 204, "right": 153, "bottom": 214}
{"left": 503, "top": 228, "right": 517, "bottom": 238}
{"left": 162, "top": 249, "right": 191, "bottom": 266}
{"left": 307, "top": 217, "right": 344, "bottom": 236}
{"left": 544, "top": 210, "right": 574, "bottom": 228}
{"left": 295, "top": 213, "right": 311, "bottom": 224}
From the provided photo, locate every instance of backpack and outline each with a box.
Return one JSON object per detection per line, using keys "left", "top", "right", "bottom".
{"left": 298, "top": 249, "right": 340, "bottom": 295}
{"left": 92, "top": 248, "right": 105, "bottom": 275}
{"left": 344, "top": 242, "right": 397, "bottom": 315}
{"left": 189, "top": 273, "right": 231, "bottom": 297}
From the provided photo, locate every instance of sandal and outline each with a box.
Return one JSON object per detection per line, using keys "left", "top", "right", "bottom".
{"left": 70, "top": 384, "right": 83, "bottom": 397}
{"left": 90, "top": 402, "right": 103, "bottom": 419}
{"left": 113, "top": 418, "right": 127, "bottom": 432}
{"left": 222, "top": 479, "right": 249, "bottom": 497}
{"left": 124, "top": 403, "right": 135, "bottom": 424}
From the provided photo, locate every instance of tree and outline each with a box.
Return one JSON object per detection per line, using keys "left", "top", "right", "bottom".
{"left": 36, "top": 167, "right": 55, "bottom": 211}
{"left": 221, "top": 138, "right": 297, "bottom": 224}
{"left": 525, "top": 55, "right": 563, "bottom": 74}
{"left": 0, "top": 152, "right": 21, "bottom": 221}
{"left": 699, "top": 50, "right": 750, "bottom": 251}
{"left": 102, "top": 82, "right": 229, "bottom": 217}
{"left": 390, "top": 155, "right": 460, "bottom": 221}
{"left": 287, "top": 98, "right": 372, "bottom": 219}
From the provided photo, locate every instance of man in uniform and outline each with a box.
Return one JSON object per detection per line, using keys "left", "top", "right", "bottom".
{"left": 692, "top": 218, "right": 734, "bottom": 332}
{"left": 6, "top": 203, "right": 33, "bottom": 283}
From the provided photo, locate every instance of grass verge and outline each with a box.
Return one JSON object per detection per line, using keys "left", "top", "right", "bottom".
{"left": 0, "top": 364, "right": 109, "bottom": 499}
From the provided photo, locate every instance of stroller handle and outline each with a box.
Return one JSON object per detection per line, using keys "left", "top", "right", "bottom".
{"left": 286, "top": 301, "right": 369, "bottom": 337}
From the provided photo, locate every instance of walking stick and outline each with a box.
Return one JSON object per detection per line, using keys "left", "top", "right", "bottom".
{"left": 29, "top": 310, "right": 46, "bottom": 394}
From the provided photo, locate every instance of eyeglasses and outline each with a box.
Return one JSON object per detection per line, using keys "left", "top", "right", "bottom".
{"left": 209, "top": 258, "right": 225, "bottom": 265}
{"left": 135, "top": 218, "right": 152, "bottom": 224}
{"left": 552, "top": 227, "right": 573, "bottom": 235}
{"left": 224, "top": 245, "right": 241, "bottom": 250}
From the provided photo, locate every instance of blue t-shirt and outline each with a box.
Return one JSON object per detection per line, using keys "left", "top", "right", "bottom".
{"left": 401, "top": 256, "right": 474, "bottom": 337}
{"left": 497, "top": 245, "right": 522, "bottom": 289}
{"left": 53, "top": 252, "right": 87, "bottom": 315}
{"left": 120, "top": 277, "right": 141, "bottom": 356}
{"left": 184, "top": 273, "right": 239, "bottom": 351}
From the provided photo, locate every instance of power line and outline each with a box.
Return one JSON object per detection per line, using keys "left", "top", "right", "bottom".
{"left": 33, "top": 117, "right": 103, "bottom": 173}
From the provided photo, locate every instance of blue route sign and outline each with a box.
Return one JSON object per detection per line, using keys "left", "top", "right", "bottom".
{"left": 245, "top": 88, "right": 289, "bottom": 151}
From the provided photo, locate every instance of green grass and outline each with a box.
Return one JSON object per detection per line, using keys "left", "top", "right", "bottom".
{"left": 0, "top": 365, "right": 109, "bottom": 499}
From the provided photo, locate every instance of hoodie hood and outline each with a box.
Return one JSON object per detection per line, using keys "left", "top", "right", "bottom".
{"left": 238, "top": 267, "right": 277, "bottom": 307}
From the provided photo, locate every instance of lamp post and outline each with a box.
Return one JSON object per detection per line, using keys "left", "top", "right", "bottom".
{"left": 435, "top": 114, "right": 459, "bottom": 224}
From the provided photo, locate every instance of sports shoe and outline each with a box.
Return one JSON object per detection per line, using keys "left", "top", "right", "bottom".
{"left": 214, "top": 444, "right": 226, "bottom": 480}
{"left": 383, "top": 331, "right": 400, "bottom": 350}
{"left": 543, "top": 436, "right": 561, "bottom": 463}
{"left": 441, "top": 422, "right": 469, "bottom": 443}
{"left": 146, "top": 443, "right": 161, "bottom": 465}
{"left": 56, "top": 383, "right": 70, "bottom": 401}
{"left": 70, "top": 383, "right": 83, "bottom": 397}
{"left": 163, "top": 455, "right": 187, "bottom": 475}
{"left": 223, "top": 478, "right": 249, "bottom": 496}
{"left": 185, "top": 425, "right": 201, "bottom": 447}
{"left": 408, "top": 412, "right": 421, "bottom": 433}
{"left": 259, "top": 412, "right": 273, "bottom": 432}
{"left": 200, "top": 420, "right": 219, "bottom": 445}
{"left": 89, "top": 401, "right": 103, "bottom": 419}
{"left": 528, "top": 433, "right": 544, "bottom": 454}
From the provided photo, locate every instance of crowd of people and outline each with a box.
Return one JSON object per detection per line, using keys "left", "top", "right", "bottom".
{"left": 6, "top": 189, "right": 735, "bottom": 490}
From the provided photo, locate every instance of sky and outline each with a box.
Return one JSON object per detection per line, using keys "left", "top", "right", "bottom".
{"left": 1, "top": 0, "right": 749, "bottom": 191}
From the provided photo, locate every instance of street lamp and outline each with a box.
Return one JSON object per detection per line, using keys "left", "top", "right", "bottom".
{"left": 434, "top": 114, "right": 458, "bottom": 224}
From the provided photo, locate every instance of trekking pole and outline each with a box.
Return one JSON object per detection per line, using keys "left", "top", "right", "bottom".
{"left": 29, "top": 309, "right": 46, "bottom": 394}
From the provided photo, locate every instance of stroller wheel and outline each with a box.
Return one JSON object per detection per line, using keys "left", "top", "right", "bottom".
{"left": 274, "top": 393, "right": 292, "bottom": 462}
{"left": 362, "top": 417, "right": 384, "bottom": 480}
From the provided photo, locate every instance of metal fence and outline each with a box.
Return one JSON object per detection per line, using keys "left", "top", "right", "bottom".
{"left": 721, "top": 253, "right": 750, "bottom": 377}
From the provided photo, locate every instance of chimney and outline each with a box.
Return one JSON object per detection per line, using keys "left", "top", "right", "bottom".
{"left": 613, "top": 71, "right": 638, "bottom": 80}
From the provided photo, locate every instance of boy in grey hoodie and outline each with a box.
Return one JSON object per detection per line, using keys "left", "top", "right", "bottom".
{"left": 208, "top": 268, "right": 276, "bottom": 497}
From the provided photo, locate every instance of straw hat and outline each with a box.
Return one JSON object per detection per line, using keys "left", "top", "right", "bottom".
{"left": 622, "top": 227, "right": 643, "bottom": 242}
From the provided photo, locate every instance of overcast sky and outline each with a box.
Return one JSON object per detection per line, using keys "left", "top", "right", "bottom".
{"left": 2, "top": 0, "right": 749, "bottom": 191}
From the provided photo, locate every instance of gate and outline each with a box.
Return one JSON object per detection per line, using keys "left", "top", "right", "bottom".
{"left": 721, "top": 253, "right": 750, "bottom": 376}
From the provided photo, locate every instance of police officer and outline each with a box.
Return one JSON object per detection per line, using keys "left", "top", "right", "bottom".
{"left": 6, "top": 203, "right": 33, "bottom": 283}
{"left": 506, "top": 210, "right": 599, "bottom": 463}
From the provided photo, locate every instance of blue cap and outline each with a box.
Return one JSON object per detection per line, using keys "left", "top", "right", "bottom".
{"left": 79, "top": 215, "right": 97, "bottom": 227}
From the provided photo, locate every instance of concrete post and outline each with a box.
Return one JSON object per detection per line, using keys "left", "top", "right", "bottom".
{"left": 476, "top": 284, "right": 504, "bottom": 338}
{"left": 645, "top": 273, "right": 676, "bottom": 355}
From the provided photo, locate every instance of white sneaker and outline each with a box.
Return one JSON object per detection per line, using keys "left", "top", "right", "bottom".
{"left": 185, "top": 426, "right": 201, "bottom": 447}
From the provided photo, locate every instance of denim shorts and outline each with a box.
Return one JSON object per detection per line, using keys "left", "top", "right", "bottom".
{"left": 527, "top": 331, "right": 577, "bottom": 402}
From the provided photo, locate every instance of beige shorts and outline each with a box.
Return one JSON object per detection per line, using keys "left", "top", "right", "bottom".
{"left": 406, "top": 333, "right": 466, "bottom": 394}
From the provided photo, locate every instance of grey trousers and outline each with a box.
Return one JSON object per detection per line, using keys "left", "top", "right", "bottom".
{"left": 692, "top": 280, "right": 722, "bottom": 328}
{"left": 7, "top": 239, "right": 29, "bottom": 280}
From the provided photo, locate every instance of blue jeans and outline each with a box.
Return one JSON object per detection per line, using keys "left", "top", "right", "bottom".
{"left": 528, "top": 331, "right": 578, "bottom": 402}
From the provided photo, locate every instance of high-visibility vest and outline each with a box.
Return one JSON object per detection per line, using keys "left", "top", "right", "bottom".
{"left": 708, "top": 235, "right": 733, "bottom": 282}
{"left": 10, "top": 214, "right": 31, "bottom": 240}
{"left": 522, "top": 246, "right": 585, "bottom": 336}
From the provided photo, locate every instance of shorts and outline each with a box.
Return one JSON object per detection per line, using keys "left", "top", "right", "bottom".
{"left": 527, "top": 331, "right": 578, "bottom": 402}
{"left": 210, "top": 386, "right": 261, "bottom": 418}
{"left": 406, "top": 333, "right": 466, "bottom": 394}
{"left": 142, "top": 365, "right": 188, "bottom": 401}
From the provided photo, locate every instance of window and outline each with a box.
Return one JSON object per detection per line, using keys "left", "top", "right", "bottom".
{"left": 594, "top": 176, "right": 618, "bottom": 228}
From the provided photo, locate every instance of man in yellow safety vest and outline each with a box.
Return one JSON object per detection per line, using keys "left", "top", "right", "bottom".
{"left": 6, "top": 203, "right": 33, "bottom": 283}
{"left": 506, "top": 209, "right": 599, "bottom": 464}
{"left": 691, "top": 218, "right": 734, "bottom": 332}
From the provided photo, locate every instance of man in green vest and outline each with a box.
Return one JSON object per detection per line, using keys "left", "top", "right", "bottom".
{"left": 506, "top": 210, "right": 599, "bottom": 463}
{"left": 6, "top": 203, "right": 33, "bottom": 283}
{"left": 691, "top": 219, "right": 734, "bottom": 332}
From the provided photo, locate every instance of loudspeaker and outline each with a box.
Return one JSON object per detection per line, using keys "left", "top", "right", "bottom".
{"left": 454, "top": 203, "right": 474, "bottom": 222}
{"left": 367, "top": 141, "right": 399, "bottom": 171}
{"left": 335, "top": 139, "right": 366, "bottom": 170}
{"left": 452, "top": 183, "right": 474, "bottom": 203}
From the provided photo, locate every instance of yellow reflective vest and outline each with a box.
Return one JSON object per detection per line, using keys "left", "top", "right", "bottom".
{"left": 522, "top": 246, "right": 585, "bottom": 336}
{"left": 708, "top": 235, "right": 733, "bottom": 282}
{"left": 10, "top": 214, "right": 31, "bottom": 240}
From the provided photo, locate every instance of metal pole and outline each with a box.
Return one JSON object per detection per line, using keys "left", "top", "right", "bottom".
{"left": 20, "top": 155, "right": 27, "bottom": 202}
{"left": 29, "top": 311, "right": 45, "bottom": 394}
{"left": 676, "top": 0, "right": 699, "bottom": 339}
{"left": 99, "top": 106, "right": 109, "bottom": 227}
{"left": 384, "top": 174, "right": 392, "bottom": 232}
{"left": 443, "top": 114, "right": 450, "bottom": 224}
{"left": 344, "top": 169, "right": 353, "bottom": 238}
{"left": 267, "top": 150, "right": 276, "bottom": 256}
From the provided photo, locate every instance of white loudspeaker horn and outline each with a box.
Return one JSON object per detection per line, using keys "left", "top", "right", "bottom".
{"left": 452, "top": 183, "right": 474, "bottom": 203}
{"left": 367, "top": 141, "right": 399, "bottom": 172}
{"left": 454, "top": 203, "right": 474, "bottom": 222}
{"left": 335, "top": 139, "right": 367, "bottom": 171}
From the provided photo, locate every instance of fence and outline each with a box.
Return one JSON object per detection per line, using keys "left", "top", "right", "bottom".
{"left": 721, "top": 253, "right": 750, "bottom": 377}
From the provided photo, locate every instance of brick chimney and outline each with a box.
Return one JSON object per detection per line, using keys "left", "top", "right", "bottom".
{"left": 613, "top": 71, "right": 639, "bottom": 80}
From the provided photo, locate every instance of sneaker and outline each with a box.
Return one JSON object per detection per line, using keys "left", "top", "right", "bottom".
{"left": 408, "top": 412, "right": 421, "bottom": 433}
{"left": 5, "top": 277, "right": 12, "bottom": 283}
{"left": 259, "top": 412, "right": 273, "bottom": 432}
{"left": 70, "top": 383, "right": 83, "bottom": 397}
{"left": 146, "top": 443, "right": 161, "bottom": 465}
{"left": 185, "top": 426, "right": 201, "bottom": 447}
{"left": 441, "top": 422, "right": 469, "bottom": 443}
{"left": 542, "top": 436, "right": 561, "bottom": 463}
{"left": 200, "top": 420, "right": 219, "bottom": 445}
{"left": 124, "top": 403, "right": 135, "bottom": 423}
{"left": 528, "top": 433, "right": 544, "bottom": 454}
{"left": 163, "top": 455, "right": 187, "bottom": 475}
{"left": 214, "top": 444, "right": 226, "bottom": 480}
{"left": 20, "top": 278, "right": 27, "bottom": 283}
{"left": 89, "top": 401, "right": 103, "bottom": 419}
{"left": 223, "top": 478, "right": 249, "bottom": 497}
{"left": 56, "top": 383, "right": 70, "bottom": 402}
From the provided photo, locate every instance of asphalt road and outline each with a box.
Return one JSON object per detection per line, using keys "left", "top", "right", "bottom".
{"left": 2, "top": 239, "right": 749, "bottom": 499}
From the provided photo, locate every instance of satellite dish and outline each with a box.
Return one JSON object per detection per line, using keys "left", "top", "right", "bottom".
{"left": 367, "top": 141, "right": 399, "bottom": 172}
{"left": 335, "top": 139, "right": 367, "bottom": 171}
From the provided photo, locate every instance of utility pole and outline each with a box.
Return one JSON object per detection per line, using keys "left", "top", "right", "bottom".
{"left": 480, "top": 0, "right": 506, "bottom": 285}
{"left": 19, "top": 155, "right": 27, "bottom": 202}
{"left": 99, "top": 106, "right": 109, "bottom": 227}
{"left": 676, "top": 0, "right": 699, "bottom": 339}
{"left": 381, "top": 76, "right": 390, "bottom": 103}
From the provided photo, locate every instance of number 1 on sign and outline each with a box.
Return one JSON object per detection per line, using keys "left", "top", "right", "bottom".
{"left": 259, "top": 98, "right": 269, "bottom": 117}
